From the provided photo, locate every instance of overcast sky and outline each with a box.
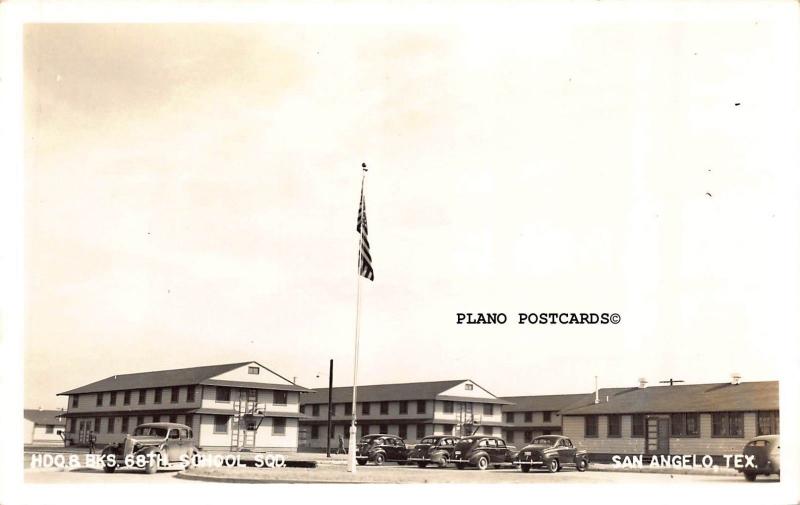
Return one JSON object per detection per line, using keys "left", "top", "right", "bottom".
{"left": 23, "top": 9, "right": 798, "bottom": 409}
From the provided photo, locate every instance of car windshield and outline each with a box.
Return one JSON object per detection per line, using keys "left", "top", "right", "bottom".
{"left": 531, "top": 437, "right": 558, "bottom": 446}
{"left": 133, "top": 426, "right": 168, "bottom": 437}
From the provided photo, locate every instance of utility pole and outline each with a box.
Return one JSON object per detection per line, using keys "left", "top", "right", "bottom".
{"left": 326, "top": 359, "right": 333, "bottom": 458}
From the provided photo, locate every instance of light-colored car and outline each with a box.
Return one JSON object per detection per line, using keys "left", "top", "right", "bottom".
{"left": 740, "top": 434, "right": 779, "bottom": 481}
{"left": 101, "top": 422, "right": 199, "bottom": 474}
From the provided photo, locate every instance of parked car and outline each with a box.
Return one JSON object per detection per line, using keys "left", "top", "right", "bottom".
{"left": 355, "top": 434, "right": 409, "bottom": 466}
{"left": 406, "top": 436, "right": 460, "bottom": 468}
{"left": 513, "top": 435, "right": 588, "bottom": 473}
{"left": 100, "top": 422, "right": 198, "bottom": 474}
{"left": 451, "top": 435, "right": 515, "bottom": 470}
{"left": 740, "top": 435, "right": 780, "bottom": 481}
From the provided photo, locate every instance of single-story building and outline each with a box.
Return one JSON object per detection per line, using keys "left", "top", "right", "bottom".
{"left": 58, "top": 361, "right": 310, "bottom": 452}
{"left": 560, "top": 380, "right": 779, "bottom": 461}
{"left": 24, "top": 409, "right": 66, "bottom": 446}
{"left": 299, "top": 379, "right": 511, "bottom": 449}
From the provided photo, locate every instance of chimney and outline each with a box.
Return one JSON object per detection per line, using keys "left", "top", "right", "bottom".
{"left": 731, "top": 372, "right": 741, "bottom": 385}
{"left": 594, "top": 376, "right": 599, "bottom": 404}
{"left": 638, "top": 377, "right": 648, "bottom": 389}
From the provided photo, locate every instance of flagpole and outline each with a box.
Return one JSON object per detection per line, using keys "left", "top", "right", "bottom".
{"left": 348, "top": 164, "right": 368, "bottom": 472}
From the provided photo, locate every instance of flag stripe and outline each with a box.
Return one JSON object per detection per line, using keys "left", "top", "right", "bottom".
{"left": 356, "top": 179, "right": 374, "bottom": 281}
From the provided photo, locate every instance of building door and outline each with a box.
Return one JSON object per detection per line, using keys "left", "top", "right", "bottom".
{"left": 78, "top": 421, "right": 88, "bottom": 444}
{"left": 645, "top": 416, "right": 669, "bottom": 455}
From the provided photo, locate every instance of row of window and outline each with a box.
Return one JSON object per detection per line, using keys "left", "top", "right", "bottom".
{"left": 72, "top": 387, "right": 198, "bottom": 408}
{"left": 70, "top": 414, "right": 194, "bottom": 434}
{"left": 71, "top": 387, "right": 290, "bottom": 408}
{"left": 583, "top": 411, "right": 779, "bottom": 438}
{"left": 308, "top": 423, "right": 495, "bottom": 439}
{"left": 212, "top": 415, "right": 286, "bottom": 435}
{"left": 504, "top": 411, "right": 555, "bottom": 423}
{"left": 302, "top": 401, "right": 496, "bottom": 417}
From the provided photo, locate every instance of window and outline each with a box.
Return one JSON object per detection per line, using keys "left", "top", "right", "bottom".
{"left": 362, "top": 402, "right": 370, "bottom": 415}
{"left": 312, "top": 404, "right": 320, "bottom": 417}
{"left": 757, "top": 411, "right": 779, "bottom": 435}
{"left": 483, "top": 404, "right": 493, "bottom": 416}
{"left": 399, "top": 424, "right": 407, "bottom": 438}
{"left": 483, "top": 426, "right": 492, "bottom": 435}
{"left": 443, "top": 401, "right": 454, "bottom": 414}
{"left": 399, "top": 401, "right": 408, "bottom": 414}
{"left": 543, "top": 411, "right": 552, "bottom": 423}
{"left": 524, "top": 412, "right": 533, "bottom": 423}
{"left": 213, "top": 415, "right": 228, "bottom": 434}
{"left": 465, "top": 383, "right": 473, "bottom": 390}
{"left": 123, "top": 391, "right": 131, "bottom": 405}
{"left": 416, "top": 424, "right": 425, "bottom": 439}
{"left": 274, "top": 391, "right": 288, "bottom": 405}
{"left": 631, "top": 414, "right": 645, "bottom": 437}
{"left": 345, "top": 403, "right": 352, "bottom": 416}
{"left": 107, "top": 418, "right": 115, "bottom": 433}
{"left": 168, "top": 386, "right": 178, "bottom": 403}
{"left": 311, "top": 425, "right": 319, "bottom": 439}
{"left": 133, "top": 416, "right": 141, "bottom": 428}
{"left": 245, "top": 421, "right": 257, "bottom": 431}
{"left": 299, "top": 405, "right": 306, "bottom": 414}
{"left": 712, "top": 412, "right": 744, "bottom": 437}
{"left": 585, "top": 415, "right": 598, "bottom": 437}
{"left": 187, "top": 386, "right": 195, "bottom": 402}
{"left": 505, "top": 412, "right": 514, "bottom": 423}
{"left": 524, "top": 430, "right": 532, "bottom": 441}
{"left": 380, "top": 402, "right": 389, "bottom": 415}
{"left": 138, "top": 389, "right": 146, "bottom": 405}
{"left": 607, "top": 414, "right": 621, "bottom": 437}
{"left": 121, "top": 417, "right": 129, "bottom": 433}
{"left": 248, "top": 366, "right": 259, "bottom": 375}
{"left": 670, "top": 413, "right": 700, "bottom": 437}
{"left": 185, "top": 415, "right": 193, "bottom": 428}
{"left": 71, "top": 395, "right": 78, "bottom": 408}
{"left": 362, "top": 425, "right": 370, "bottom": 436}
{"left": 96, "top": 394, "right": 103, "bottom": 407}
{"left": 109, "top": 392, "right": 117, "bottom": 406}
{"left": 45, "top": 425, "right": 54, "bottom": 434}
{"left": 379, "top": 424, "right": 388, "bottom": 433}
{"left": 169, "top": 415, "right": 177, "bottom": 423}
{"left": 215, "top": 387, "right": 230, "bottom": 402}
{"left": 505, "top": 430, "right": 514, "bottom": 442}
{"left": 93, "top": 417, "right": 101, "bottom": 432}
{"left": 273, "top": 418, "right": 286, "bottom": 435}
{"left": 416, "top": 401, "right": 426, "bottom": 414}
{"left": 154, "top": 389, "right": 162, "bottom": 404}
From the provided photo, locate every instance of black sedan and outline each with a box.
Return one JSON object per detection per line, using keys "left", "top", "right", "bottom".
{"left": 513, "top": 435, "right": 588, "bottom": 473}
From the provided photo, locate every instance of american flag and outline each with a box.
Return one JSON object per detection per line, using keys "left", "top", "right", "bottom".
{"left": 356, "top": 179, "right": 374, "bottom": 281}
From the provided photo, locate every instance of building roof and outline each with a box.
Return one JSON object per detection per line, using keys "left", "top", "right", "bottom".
{"left": 561, "top": 381, "right": 778, "bottom": 415}
{"left": 301, "top": 379, "right": 512, "bottom": 405}
{"left": 501, "top": 393, "right": 596, "bottom": 412}
{"left": 58, "top": 362, "right": 309, "bottom": 395}
{"left": 24, "top": 409, "right": 66, "bottom": 426}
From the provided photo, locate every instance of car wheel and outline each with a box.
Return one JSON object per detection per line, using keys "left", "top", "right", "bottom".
{"left": 456, "top": 463, "right": 466, "bottom": 470}
{"left": 477, "top": 456, "right": 489, "bottom": 471}
{"left": 102, "top": 464, "right": 116, "bottom": 473}
{"left": 520, "top": 464, "right": 531, "bottom": 473}
{"left": 185, "top": 451, "right": 198, "bottom": 469}
{"left": 144, "top": 455, "right": 158, "bottom": 475}
{"left": 437, "top": 456, "right": 449, "bottom": 468}
{"left": 744, "top": 472, "right": 757, "bottom": 482}
{"left": 374, "top": 453, "right": 385, "bottom": 466}
{"left": 357, "top": 459, "right": 368, "bottom": 466}
{"left": 417, "top": 462, "right": 428, "bottom": 468}
{"left": 576, "top": 459, "right": 588, "bottom": 472}
{"left": 548, "top": 459, "right": 559, "bottom": 473}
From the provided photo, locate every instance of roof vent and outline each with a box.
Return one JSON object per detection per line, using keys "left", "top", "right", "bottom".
{"left": 638, "top": 378, "right": 648, "bottom": 389}
{"left": 731, "top": 373, "right": 741, "bottom": 385}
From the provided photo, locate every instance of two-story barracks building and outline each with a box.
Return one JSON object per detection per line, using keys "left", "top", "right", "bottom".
{"left": 298, "top": 379, "right": 511, "bottom": 449}
{"left": 58, "top": 361, "right": 309, "bottom": 452}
